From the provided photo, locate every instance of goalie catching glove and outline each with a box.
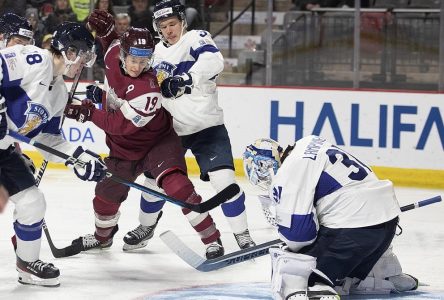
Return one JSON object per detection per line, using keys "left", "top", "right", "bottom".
{"left": 64, "top": 99, "right": 95, "bottom": 123}
{"left": 160, "top": 72, "right": 193, "bottom": 99}
{"left": 87, "top": 10, "right": 114, "bottom": 37}
{"left": 65, "top": 146, "right": 107, "bottom": 182}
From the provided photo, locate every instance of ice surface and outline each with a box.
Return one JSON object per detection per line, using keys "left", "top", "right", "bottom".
{"left": 0, "top": 170, "right": 443, "bottom": 300}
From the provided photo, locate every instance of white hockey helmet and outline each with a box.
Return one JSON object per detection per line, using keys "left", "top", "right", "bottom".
{"left": 243, "top": 138, "right": 283, "bottom": 191}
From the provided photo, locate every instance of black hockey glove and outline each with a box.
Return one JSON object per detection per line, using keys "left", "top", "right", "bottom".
{"left": 20, "top": 153, "right": 36, "bottom": 174}
{"left": 86, "top": 84, "right": 103, "bottom": 104}
{"left": 65, "top": 146, "right": 107, "bottom": 182}
{"left": 160, "top": 72, "right": 193, "bottom": 99}
{"left": 0, "top": 96, "right": 7, "bottom": 140}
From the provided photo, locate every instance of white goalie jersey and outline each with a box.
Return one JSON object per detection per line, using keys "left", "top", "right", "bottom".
{"left": 0, "top": 44, "right": 76, "bottom": 162}
{"left": 153, "top": 30, "right": 224, "bottom": 136}
{"left": 270, "top": 135, "right": 401, "bottom": 252}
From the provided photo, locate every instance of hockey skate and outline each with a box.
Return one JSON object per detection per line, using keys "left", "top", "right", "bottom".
{"left": 123, "top": 212, "right": 163, "bottom": 251}
{"left": 233, "top": 229, "right": 256, "bottom": 249}
{"left": 286, "top": 284, "right": 340, "bottom": 300}
{"left": 71, "top": 225, "right": 118, "bottom": 252}
{"left": 205, "top": 238, "right": 224, "bottom": 259}
{"left": 16, "top": 256, "right": 60, "bottom": 287}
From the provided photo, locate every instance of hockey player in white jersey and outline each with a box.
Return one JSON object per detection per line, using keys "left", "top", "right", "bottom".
{"left": 243, "top": 136, "right": 418, "bottom": 300}
{"left": 0, "top": 22, "right": 106, "bottom": 287}
{"left": 118, "top": 0, "right": 255, "bottom": 257}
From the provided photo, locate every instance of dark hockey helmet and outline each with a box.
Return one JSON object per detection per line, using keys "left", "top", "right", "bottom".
{"left": 0, "top": 13, "right": 34, "bottom": 46}
{"left": 119, "top": 27, "right": 155, "bottom": 73}
{"left": 152, "top": 0, "right": 187, "bottom": 43}
{"left": 51, "top": 22, "right": 96, "bottom": 68}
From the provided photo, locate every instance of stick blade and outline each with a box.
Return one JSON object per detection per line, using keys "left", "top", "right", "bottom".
{"left": 160, "top": 230, "right": 207, "bottom": 270}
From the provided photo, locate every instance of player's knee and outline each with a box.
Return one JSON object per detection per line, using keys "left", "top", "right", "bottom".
{"left": 12, "top": 186, "right": 46, "bottom": 224}
{"left": 208, "top": 169, "right": 236, "bottom": 192}
{"left": 142, "top": 176, "right": 165, "bottom": 201}
{"left": 160, "top": 171, "right": 194, "bottom": 200}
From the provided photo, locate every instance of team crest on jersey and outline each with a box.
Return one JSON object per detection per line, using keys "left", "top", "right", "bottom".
{"left": 18, "top": 102, "right": 49, "bottom": 135}
{"left": 155, "top": 61, "right": 176, "bottom": 85}
{"left": 272, "top": 186, "right": 283, "bottom": 204}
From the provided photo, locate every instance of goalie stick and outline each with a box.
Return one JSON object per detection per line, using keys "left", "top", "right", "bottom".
{"left": 160, "top": 195, "right": 442, "bottom": 272}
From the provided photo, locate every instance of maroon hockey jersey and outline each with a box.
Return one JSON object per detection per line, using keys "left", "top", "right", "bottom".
{"left": 90, "top": 43, "right": 173, "bottom": 160}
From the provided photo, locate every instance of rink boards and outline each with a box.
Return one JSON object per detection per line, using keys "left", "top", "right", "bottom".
{"left": 19, "top": 82, "right": 444, "bottom": 189}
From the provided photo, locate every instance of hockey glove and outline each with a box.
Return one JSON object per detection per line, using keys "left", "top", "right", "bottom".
{"left": 20, "top": 153, "right": 36, "bottom": 175}
{"left": 64, "top": 100, "right": 95, "bottom": 123}
{"left": 86, "top": 84, "right": 103, "bottom": 104}
{"left": 0, "top": 96, "right": 7, "bottom": 140}
{"left": 87, "top": 10, "right": 114, "bottom": 37}
{"left": 66, "top": 146, "right": 107, "bottom": 182}
{"left": 160, "top": 72, "right": 193, "bottom": 99}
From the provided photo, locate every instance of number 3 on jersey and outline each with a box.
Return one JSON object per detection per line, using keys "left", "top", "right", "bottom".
{"left": 326, "top": 146, "right": 371, "bottom": 181}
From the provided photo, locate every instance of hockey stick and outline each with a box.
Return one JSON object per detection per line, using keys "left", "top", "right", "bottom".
{"left": 34, "top": 69, "right": 85, "bottom": 258}
{"left": 160, "top": 195, "right": 442, "bottom": 272}
{"left": 8, "top": 130, "right": 239, "bottom": 213}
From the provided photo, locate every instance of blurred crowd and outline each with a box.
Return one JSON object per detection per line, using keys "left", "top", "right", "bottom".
{"left": 0, "top": 0, "right": 204, "bottom": 79}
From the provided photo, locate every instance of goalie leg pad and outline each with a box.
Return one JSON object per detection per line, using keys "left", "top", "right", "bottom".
{"left": 270, "top": 247, "right": 317, "bottom": 300}
{"left": 349, "top": 245, "right": 418, "bottom": 294}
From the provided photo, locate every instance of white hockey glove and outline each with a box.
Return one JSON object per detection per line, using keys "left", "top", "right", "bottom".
{"left": 65, "top": 146, "right": 107, "bottom": 182}
{"left": 160, "top": 72, "right": 193, "bottom": 99}
{"left": 0, "top": 96, "right": 7, "bottom": 140}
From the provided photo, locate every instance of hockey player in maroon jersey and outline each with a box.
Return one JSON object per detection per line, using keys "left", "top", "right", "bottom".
{"left": 64, "top": 11, "right": 224, "bottom": 259}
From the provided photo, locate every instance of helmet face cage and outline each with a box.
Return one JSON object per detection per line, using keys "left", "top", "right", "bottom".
{"left": 243, "top": 138, "right": 282, "bottom": 191}
{"left": 52, "top": 22, "right": 97, "bottom": 70}
{"left": 0, "top": 13, "right": 34, "bottom": 46}
{"left": 119, "top": 27, "right": 155, "bottom": 74}
{"left": 152, "top": 0, "right": 187, "bottom": 45}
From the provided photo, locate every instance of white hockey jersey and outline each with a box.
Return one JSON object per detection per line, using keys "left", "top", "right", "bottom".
{"left": 153, "top": 30, "right": 224, "bottom": 136}
{"left": 270, "top": 135, "right": 401, "bottom": 252}
{"left": 0, "top": 45, "right": 76, "bottom": 162}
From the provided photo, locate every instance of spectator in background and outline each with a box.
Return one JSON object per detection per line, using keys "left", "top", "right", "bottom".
{"left": 25, "top": 8, "right": 45, "bottom": 47}
{"left": 40, "top": 3, "right": 54, "bottom": 22}
{"left": 127, "top": 0, "right": 154, "bottom": 32}
{"left": 95, "top": 0, "right": 115, "bottom": 16}
{"left": 181, "top": 0, "right": 203, "bottom": 30}
{"left": 115, "top": 12, "right": 130, "bottom": 35}
{"left": 44, "top": 0, "right": 78, "bottom": 33}
{"left": 0, "top": 0, "right": 27, "bottom": 17}
{"left": 41, "top": 33, "right": 52, "bottom": 49}
{"left": 69, "top": 0, "right": 90, "bottom": 22}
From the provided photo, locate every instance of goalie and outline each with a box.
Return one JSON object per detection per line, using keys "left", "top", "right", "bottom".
{"left": 243, "top": 136, "right": 418, "bottom": 300}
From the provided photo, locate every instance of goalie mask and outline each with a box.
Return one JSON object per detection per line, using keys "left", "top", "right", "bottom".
{"left": 119, "top": 27, "right": 155, "bottom": 76}
{"left": 243, "top": 138, "right": 283, "bottom": 191}
{"left": 152, "top": 0, "right": 187, "bottom": 46}
{"left": 0, "top": 13, "right": 34, "bottom": 48}
{"left": 51, "top": 22, "right": 96, "bottom": 78}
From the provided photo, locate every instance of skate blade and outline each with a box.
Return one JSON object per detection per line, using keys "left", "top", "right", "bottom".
{"left": 17, "top": 269, "right": 60, "bottom": 287}
{"left": 122, "top": 240, "right": 149, "bottom": 251}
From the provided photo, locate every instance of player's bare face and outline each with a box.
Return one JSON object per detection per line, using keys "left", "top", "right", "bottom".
{"left": 159, "top": 17, "right": 182, "bottom": 45}
{"left": 7, "top": 36, "right": 32, "bottom": 47}
{"left": 125, "top": 55, "right": 150, "bottom": 77}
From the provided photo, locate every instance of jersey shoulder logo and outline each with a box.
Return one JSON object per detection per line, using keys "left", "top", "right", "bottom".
{"left": 18, "top": 102, "right": 49, "bottom": 135}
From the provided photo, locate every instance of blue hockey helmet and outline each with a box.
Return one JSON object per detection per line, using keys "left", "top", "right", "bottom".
{"left": 51, "top": 22, "right": 96, "bottom": 76}
{"left": 0, "top": 13, "right": 34, "bottom": 47}
{"left": 243, "top": 138, "right": 283, "bottom": 191}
